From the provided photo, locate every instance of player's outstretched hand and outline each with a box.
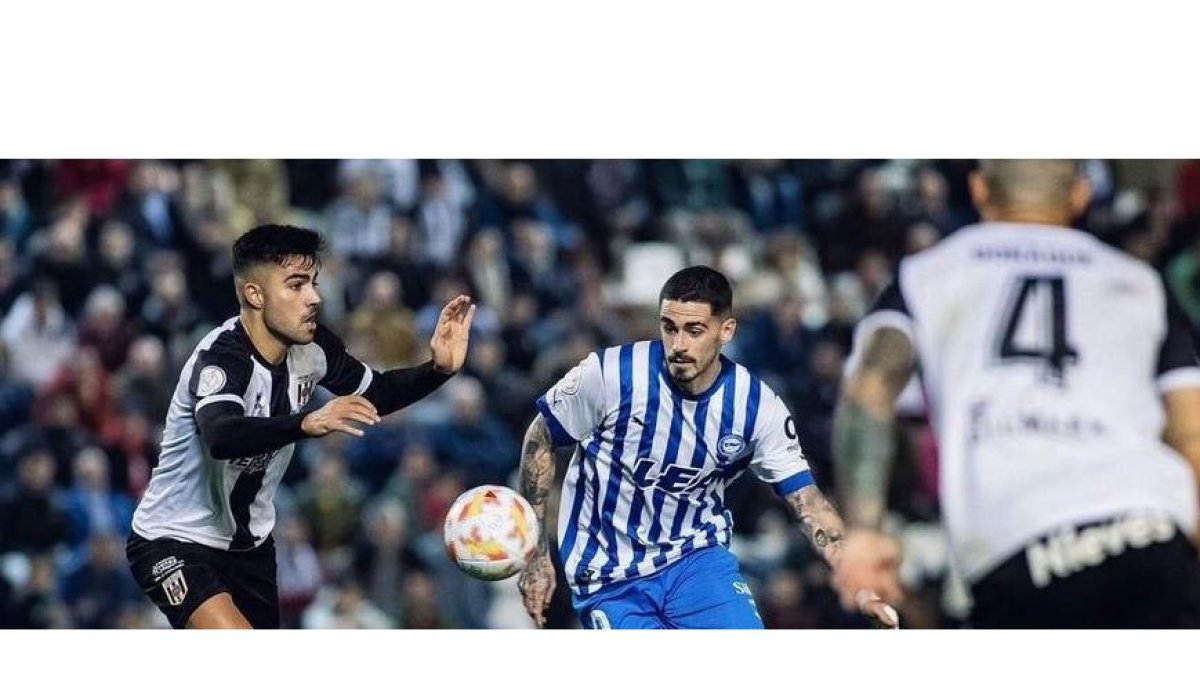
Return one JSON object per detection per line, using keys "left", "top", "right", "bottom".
{"left": 301, "top": 395, "right": 381, "bottom": 438}
{"left": 833, "top": 529, "right": 905, "bottom": 627}
{"left": 518, "top": 551, "right": 556, "bottom": 628}
{"left": 856, "top": 590, "right": 901, "bottom": 629}
{"left": 430, "top": 294, "right": 476, "bottom": 375}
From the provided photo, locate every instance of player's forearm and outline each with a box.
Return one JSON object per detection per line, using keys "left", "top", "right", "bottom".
{"left": 362, "top": 360, "right": 454, "bottom": 416}
{"left": 520, "top": 414, "right": 556, "bottom": 554}
{"left": 833, "top": 326, "right": 914, "bottom": 529}
{"left": 1162, "top": 388, "right": 1200, "bottom": 521}
{"left": 196, "top": 402, "right": 308, "bottom": 460}
{"left": 832, "top": 389, "right": 897, "bottom": 529}
{"left": 786, "top": 484, "right": 847, "bottom": 569}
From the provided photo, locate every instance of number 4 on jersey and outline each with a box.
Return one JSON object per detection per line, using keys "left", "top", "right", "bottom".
{"left": 995, "top": 275, "right": 1080, "bottom": 385}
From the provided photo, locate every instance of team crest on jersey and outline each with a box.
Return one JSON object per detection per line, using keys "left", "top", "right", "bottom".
{"left": 716, "top": 434, "right": 746, "bottom": 462}
{"left": 162, "top": 569, "right": 189, "bottom": 607}
{"left": 196, "top": 365, "right": 227, "bottom": 397}
{"left": 295, "top": 375, "right": 318, "bottom": 408}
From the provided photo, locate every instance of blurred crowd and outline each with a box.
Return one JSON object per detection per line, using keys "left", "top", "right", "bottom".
{"left": 1, "top": 158, "right": 1198, "bottom": 629}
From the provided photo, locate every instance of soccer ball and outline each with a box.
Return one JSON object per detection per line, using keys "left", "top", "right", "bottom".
{"left": 443, "top": 485, "right": 539, "bottom": 581}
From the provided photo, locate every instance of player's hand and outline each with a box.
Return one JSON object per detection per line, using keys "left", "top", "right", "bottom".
{"left": 856, "top": 590, "right": 901, "bottom": 629}
{"left": 517, "top": 550, "right": 556, "bottom": 628}
{"left": 301, "top": 395, "right": 381, "bottom": 437}
{"left": 832, "top": 529, "right": 905, "bottom": 624}
{"left": 430, "top": 294, "right": 476, "bottom": 375}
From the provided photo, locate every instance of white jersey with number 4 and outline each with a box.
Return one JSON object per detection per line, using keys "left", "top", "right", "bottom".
{"left": 857, "top": 222, "right": 1200, "bottom": 581}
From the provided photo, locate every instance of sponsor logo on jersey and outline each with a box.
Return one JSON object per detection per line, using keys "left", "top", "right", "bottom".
{"left": 196, "top": 365, "right": 227, "bottom": 397}
{"left": 162, "top": 569, "right": 189, "bottom": 607}
{"left": 967, "top": 402, "right": 1109, "bottom": 446}
{"left": 150, "top": 556, "right": 185, "bottom": 582}
{"left": 1025, "top": 514, "right": 1176, "bottom": 588}
{"left": 231, "top": 449, "right": 278, "bottom": 473}
{"left": 589, "top": 610, "right": 611, "bottom": 629}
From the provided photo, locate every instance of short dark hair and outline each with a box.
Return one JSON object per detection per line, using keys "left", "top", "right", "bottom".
{"left": 232, "top": 224, "right": 325, "bottom": 276}
{"left": 659, "top": 265, "right": 733, "bottom": 317}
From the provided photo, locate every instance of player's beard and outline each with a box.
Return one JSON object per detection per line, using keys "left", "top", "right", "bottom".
{"left": 667, "top": 352, "right": 716, "bottom": 386}
{"left": 265, "top": 306, "right": 317, "bottom": 346}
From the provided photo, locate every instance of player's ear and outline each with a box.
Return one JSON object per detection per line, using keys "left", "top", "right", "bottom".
{"left": 719, "top": 316, "right": 737, "bottom": 345}
{"left": 968, "top": 170, "right": 990, "bottom": 212}
{"left": 241, "top": 280, "right": 265, "bottom": 311}
{"left": 1068, "top": 176, "right": 1092, "bottom": 218}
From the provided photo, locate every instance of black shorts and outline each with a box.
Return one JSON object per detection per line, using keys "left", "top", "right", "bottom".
{"left": 126, "top": 532, "right": 280, "bottom": 629}
{"left": 969, "top": 513, "right": 1200, "bottom": 628}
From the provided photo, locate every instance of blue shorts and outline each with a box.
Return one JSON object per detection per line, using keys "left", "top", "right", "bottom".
{"left": 573, "top": 546, "right": 763, "bottom": 629}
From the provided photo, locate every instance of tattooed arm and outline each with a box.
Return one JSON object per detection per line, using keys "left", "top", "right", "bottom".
{"left": 825, "top": 325, "right": 915, "bottom": 621}
{"left": 517, "top": 413, "right": 560, "bottom": 628}
{"left": 785, "top": 484, "right": 846, "bottom": 568}
{"left": 784, "top": 482, "right": 899, "bottom": 627}
{"left": 520, "top": 413, "right": 556, "bottom": 557}
{"left": 832, "top": 326, "right": 916, "bottom": 529}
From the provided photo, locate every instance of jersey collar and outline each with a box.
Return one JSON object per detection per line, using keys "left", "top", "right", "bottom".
{"left": 656, "top": 343, "right": 733, "bottom": 401}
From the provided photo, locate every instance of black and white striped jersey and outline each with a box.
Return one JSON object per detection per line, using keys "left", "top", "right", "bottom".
{"left": 132, "top": 317, "right": 373, "bottom": 551}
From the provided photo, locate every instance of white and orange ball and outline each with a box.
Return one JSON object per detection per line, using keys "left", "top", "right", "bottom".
{"left": 443, "top": 485, "right": 539, "bottom": 581}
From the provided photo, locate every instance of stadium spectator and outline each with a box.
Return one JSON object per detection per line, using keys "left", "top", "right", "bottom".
{"left": 275, "top": 516, "right": 324, "bottom": 629}
{"left": 429, "top": 376, "right": 517, "bottom": 487}
{"left": 345, "top": 270, "right": 420, "bottom": 369}
{"left": 295, "top": 449, "right": 367, "bottom": 574}
{"left": 60, "top": 446, "right": 134, "bottom": 550}
{"left": 77, "top": 286, "right": 137, "bottom": 373}
{"left": 58, "top": 533, "right": 142, "bottom": 628}
{"left": 0, "top": 446, "right": 69, "bottom": 553}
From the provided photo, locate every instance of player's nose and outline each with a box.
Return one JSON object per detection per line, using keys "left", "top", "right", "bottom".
{"left": 671, "top": 335, "right": 688, "bottom": 354}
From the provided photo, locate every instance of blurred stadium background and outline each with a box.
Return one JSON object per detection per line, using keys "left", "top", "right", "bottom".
{"left": 0, "top": 158, "right": 1195, "bottom": 629}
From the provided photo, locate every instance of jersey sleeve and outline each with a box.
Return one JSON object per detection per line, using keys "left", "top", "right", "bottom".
{"left": 190, "top": 345, "right": 253, "bottom": 414}
{"left": 1156, "top": 284, "right": 1200, "bottom": 392}
{"left": 313, "top": 324, "right": 374, "bottom": 396}
{"left": 845, "top": 275, "right": 920, "bottom": 391}
{"left": 749, "top": 388, "right": 814, "bottom": 497}
{"left": 534, "top": 353, "right": 606, "bottom": 447}
{"left": 856, "top": 276, "right": 916, "bottom": 344}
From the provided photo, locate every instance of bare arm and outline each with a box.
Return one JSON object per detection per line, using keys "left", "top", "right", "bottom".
{"left": 785, "top": 484, "right": 846, "bottom": 568}
{"left": 519, "top": 413, "right": 557, "bottom": 555}
{"left": 1163, "top": 387, "right": 1200, "bottom": 538}
{"left": 786, "top": 482, "right": 901, "bottom": 627}
{"left": 832, "top": 326, "right": 917, "bottom": 529}
{"left": 517, "top": 413, "right": 562, "bottom": 627}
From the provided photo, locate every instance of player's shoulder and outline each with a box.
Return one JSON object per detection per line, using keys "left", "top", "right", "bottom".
{"left": 725, "top": 358, "right": 781, "bottom": 403}
{"left": 194, "top": 317, "right": 252, "bottom": 363}
{"left": 898, "top": 223, "right": 990, "bottom": 272}
{"left": 592, "top": 340, "right": 661, "bottom": 374}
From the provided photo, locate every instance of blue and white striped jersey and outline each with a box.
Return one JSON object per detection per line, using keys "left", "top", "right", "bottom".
{"left": 535, "top": 340, "right": 812, "bottom": 597}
